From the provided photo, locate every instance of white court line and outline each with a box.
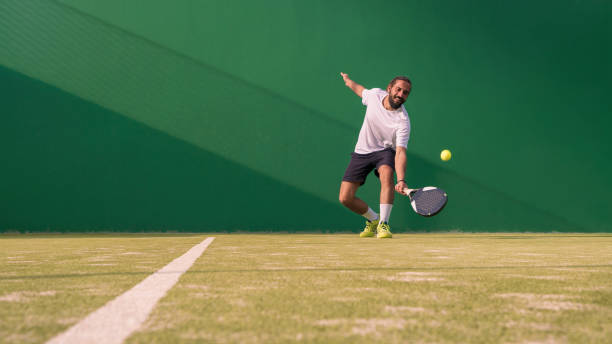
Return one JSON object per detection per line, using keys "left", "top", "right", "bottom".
{"left": 46, "top": 237, "right": 215, "bottom": 344}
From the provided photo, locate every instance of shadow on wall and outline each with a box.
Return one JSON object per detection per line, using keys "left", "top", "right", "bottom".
{"left": 1, "top": 66, "right": 582, "bottom": 232}
{"left": 0, "top": 0, "right": 360, "bottom": 211}
{"left": 0, "top": 0, "right": 585, "bottom": 232}
{"left": 0, "top": 66, "right": 356, "bottom": 232}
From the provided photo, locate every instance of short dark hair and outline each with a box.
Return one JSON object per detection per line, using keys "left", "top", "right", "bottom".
{"left": 388, "top": 76, "right": 412, "bottom": 88}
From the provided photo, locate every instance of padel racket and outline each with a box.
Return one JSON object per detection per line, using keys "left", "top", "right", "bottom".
{"left": 403, "top": 187, "right": 448, "bottom": 217}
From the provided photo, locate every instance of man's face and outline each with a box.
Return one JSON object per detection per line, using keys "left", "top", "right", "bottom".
{"left": 387, "top": 80, "right": 411, "bottom": 109}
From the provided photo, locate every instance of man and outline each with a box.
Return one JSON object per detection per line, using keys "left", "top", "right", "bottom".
{"left": 338, "top": 72, "right": 411, "bottom": 238}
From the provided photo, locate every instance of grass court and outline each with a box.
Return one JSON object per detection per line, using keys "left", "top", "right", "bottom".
{"left": 1, "top": 233, "right": 611, "bottom": 343}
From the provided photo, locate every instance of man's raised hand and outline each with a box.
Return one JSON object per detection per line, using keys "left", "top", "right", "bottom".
{"left": 340, "top": 72, "right": 365, "bottom": 97}
{"left": 340, "top": 72, "right": 351, "bottom": 86}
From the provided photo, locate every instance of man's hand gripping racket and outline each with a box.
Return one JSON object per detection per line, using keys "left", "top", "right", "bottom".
{"left": 402, "top": 186, "right": 448, "bottom": 217}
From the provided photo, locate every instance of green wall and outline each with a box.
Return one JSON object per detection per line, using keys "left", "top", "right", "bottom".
{"left": 1, "top": 0, "right": 610, "bottom": 231}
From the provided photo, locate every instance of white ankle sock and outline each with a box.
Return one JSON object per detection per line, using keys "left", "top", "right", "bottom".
{"left": 361, "top": 207, "right": 379, "bottom": 222}
{"left": 380, "top": 204, "right": 393, "bottom": 223}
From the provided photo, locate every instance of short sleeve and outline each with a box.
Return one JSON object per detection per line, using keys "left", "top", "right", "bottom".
{"left": 361, "top": 88, "right": 381, "bottom": 106}
{"left": 396, "top": 118, "right": 411, "bottom": 148}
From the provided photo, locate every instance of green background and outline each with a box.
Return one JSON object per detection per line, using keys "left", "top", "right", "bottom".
{"left": 1, "top": 0, "right": 610, "bottom": 232}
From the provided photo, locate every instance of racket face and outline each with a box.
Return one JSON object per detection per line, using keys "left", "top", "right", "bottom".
{"left": 410, "top": 187, "right": 447, "bottom": 217}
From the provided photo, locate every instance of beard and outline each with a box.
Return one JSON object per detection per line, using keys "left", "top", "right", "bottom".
{"left": 388, "top": 95, "right": 404, "bottom": 109}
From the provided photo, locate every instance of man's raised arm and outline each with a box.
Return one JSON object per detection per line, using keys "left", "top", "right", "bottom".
{"left": 340, "top": 72, "right": 366, "bottom": 98}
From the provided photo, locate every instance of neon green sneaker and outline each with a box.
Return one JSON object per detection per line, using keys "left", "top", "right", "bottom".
{"left": 376, "top": 222, "right": 393, "bottom": 238}
{"left": 359, "top": 219, "right": 379, "bottom": 237}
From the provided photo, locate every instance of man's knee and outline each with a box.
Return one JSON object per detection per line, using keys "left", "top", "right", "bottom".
{"left": 339, "top": 193, "right": 354, "bottom": 206}
{"left": 339, "top": 181, "right": 359, "bottom": 206}
{"left": 339, "top": 185, "right": 357, "bottom": 206}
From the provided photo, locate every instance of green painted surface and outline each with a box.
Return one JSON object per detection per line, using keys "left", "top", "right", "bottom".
{"left": 1, "top": 0, "right": 610, "bottom": 231}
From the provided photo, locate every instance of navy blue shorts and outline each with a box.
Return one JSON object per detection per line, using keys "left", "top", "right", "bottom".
{"left": 342, "top": 148, "right": 396, "bottom": 185}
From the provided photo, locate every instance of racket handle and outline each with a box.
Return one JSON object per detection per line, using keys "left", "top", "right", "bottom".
{"left": 403, "top": 187, "right": 415, "bottom": 195}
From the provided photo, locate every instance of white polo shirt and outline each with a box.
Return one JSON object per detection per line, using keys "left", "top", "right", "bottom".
{"left": 354, "top": 88, "right": 411, "bottom": 154}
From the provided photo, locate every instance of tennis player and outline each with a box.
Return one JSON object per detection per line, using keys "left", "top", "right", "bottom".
{"left": 338, "top": 73, "right": 411, "bottom": 238}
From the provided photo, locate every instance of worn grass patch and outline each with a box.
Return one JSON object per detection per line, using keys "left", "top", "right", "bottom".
{"left": 126, "top": 233, "right": 612, "bottom": 343}
{"left": 1, "top": 233, "right": 611, "bottom": 343}
{"left": 0, "top": 234, "right": 206, "bottom": 343}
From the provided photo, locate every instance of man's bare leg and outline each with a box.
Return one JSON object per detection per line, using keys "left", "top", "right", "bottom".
{"left": 377, "top": 165, "right": 395, "bottom": 238}
{"left": 339, "top": 181, "right": 380, "bottom": 237}
{"left": 339, "top": 181, "right": 368, "bottom": 214}
{"left": 378, "top": 165, "right": 395, "bottom": 205}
